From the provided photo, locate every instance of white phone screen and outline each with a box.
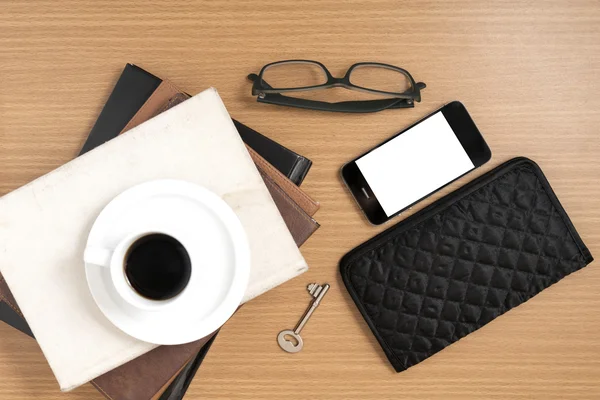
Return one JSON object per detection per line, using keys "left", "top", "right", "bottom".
{"left": 355, "top": 111, "right": 474, "bottom": 217}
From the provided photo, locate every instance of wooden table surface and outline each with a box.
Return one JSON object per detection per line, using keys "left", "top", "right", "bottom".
{"left": 1, "top": 1, "right": 599, "bottom": 399}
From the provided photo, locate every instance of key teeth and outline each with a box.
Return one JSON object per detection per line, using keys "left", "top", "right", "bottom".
{"left": 307, "top": 283, "right": 323, "bottom": 298}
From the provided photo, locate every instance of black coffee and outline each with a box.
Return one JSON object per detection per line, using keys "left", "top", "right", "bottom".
{"left": 124, "top": 234, "right": 191, "bottom": 301}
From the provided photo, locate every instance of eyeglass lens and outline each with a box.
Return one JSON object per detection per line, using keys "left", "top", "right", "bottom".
{"left": 348, "top": 65, "right": 412, "bottom": 95}
{"left": 261, "top": 62, "right": 412, "bottom": 95}
{"left": 261, "top": 61, "right": 328, "bottom": 90}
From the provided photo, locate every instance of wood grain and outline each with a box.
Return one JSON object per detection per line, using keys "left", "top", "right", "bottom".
{"left": 1, "top": 1, "right": 599, "bottom": 399}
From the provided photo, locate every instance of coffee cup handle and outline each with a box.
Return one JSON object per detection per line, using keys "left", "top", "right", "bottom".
{"left": 84, "top": 247, "right": 113, "bottom": 268}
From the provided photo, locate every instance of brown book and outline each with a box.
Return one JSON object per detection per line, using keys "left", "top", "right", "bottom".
{"left": 0, "top": 81, "right": 320, "bottom": 400}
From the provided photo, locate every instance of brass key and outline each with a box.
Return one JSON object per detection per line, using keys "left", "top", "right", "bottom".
{"left": 277, "top": 283, "right": 330, "bottom": 353}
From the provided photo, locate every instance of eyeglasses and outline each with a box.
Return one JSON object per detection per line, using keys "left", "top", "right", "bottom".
{"left": 248, "top": 60, "right": 426, "bottom": 113}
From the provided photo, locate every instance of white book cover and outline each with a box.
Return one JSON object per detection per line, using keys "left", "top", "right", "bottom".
{"left": 0, "top": 88, "right": 307, "bottom": 391}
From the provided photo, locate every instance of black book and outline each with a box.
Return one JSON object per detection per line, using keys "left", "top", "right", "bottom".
{"left": 0, "top": 302, "right": 33, "bottom": 337}
{"left": 80, "top": 64, "right": 162, "bottom": 155}
{"left": 233, "top": 120, "right": 312, "bottom": 185}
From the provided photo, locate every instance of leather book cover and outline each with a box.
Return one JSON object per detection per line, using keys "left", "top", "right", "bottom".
{"left": 79, "top": 64, "right": 161, "bottom": 155}
{"left": 0, "top": 277, "right": 33, "bottom": 337}
{"left": 157, "top": 335, "right": 217, "bottom": 400}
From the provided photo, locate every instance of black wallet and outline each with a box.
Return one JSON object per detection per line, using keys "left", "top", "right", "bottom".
{"left": 341, "top": 157, "right": 593, "bottom": 372}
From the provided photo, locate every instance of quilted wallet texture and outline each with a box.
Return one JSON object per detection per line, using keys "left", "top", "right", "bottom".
{"left": 340, "top": 157, "right": 593, "bottom": 372}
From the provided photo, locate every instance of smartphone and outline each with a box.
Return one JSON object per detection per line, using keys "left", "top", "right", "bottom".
{"left": 341, "top": 101, "right": 491, "bottom": 225}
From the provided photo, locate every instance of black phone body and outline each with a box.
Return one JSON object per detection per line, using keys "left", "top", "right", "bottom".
{"left": 341, "top": 101, "right": 491, "bottom": 225}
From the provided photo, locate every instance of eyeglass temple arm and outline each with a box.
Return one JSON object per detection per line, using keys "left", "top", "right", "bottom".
{"left": 248, "top": 74, "right": 418, "bottom": 113}
{"left": 257, "top": 92, "right": 415, "bottom": 113}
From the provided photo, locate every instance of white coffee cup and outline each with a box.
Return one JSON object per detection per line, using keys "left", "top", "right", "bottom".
{"left": 84, "top": 228, "right": 196, "bottom": 311}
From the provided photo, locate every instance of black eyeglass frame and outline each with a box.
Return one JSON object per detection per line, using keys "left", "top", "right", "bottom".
{"left": 249, "top": 60, "right": 426, "bottom": 113}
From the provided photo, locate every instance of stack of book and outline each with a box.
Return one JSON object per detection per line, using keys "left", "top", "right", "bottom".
{"left": 0, "top": 64, "right": 320, "bottom": 400}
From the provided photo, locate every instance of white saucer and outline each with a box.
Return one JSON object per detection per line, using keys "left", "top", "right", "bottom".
{"left": 85, "top": 180, "right": 250, "bottom": 345}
